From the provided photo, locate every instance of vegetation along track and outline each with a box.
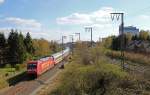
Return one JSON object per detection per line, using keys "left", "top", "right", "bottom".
{"left": 0, "top": 61, "right": 65, "bottom": 95}
{"left": 110, "top": 58, "right": 150, "bottom": 80}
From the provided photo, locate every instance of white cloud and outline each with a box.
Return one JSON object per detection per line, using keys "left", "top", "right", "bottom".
{"left": 137, "top": 15, "right": 150, "bottom": 20}
{"left": 0, "top": 7, "right": 120, "bottom": 41}
{"left": 0, "top": 28, "right": 70, "bottom": 42}
{"left": 4, "top": 17, "right": 42, "bottom": 28}
{"left": 56, "top": 7, "right": 119, "bottom": 40}
{"left": 0, "top": 17, "right": 44, "bottom": 40}
{"left": 57, "top": 13, "right": 92, "bottom": 25}
{"left": 0, "top": 0, "right": 4, "bottom": 4}
{"left": 56, "top": 7, "right": 114, "bottom": 26}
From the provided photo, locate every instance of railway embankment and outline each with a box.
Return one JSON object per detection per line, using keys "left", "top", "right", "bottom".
{"left": 48, "top": 44, "right": 150, "bottom": 95}
{"left": 7, "top": 71, "right": 27, "bottom": 86}
{"left": 0, "top": 66, "right": 26, "bottom": 90}
{"left": 0, "top": 61, "right": 66, "bottom": 95}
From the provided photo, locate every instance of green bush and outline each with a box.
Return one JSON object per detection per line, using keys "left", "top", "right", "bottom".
{"left": 51, "top": 63, "right": 149, "bottom": 95}
{"left": 4, "top": 64, "right": 15, "bottom": 72}
{"left": 7, "top": 68, "right": 15, "bottom": 72}
{"left": 50, "top": 61, "right": 128, "bottom": 95}
{"left": 0, "top": 78, "right": 8, "bottom": 89}
{"left": 5, "top": 64, "right": 12, "bottom": 68}
{"left": 106, "top": 50, "right": 150, "bottom": 66}
{"left": 50, "top": 45, "right": 150, "bottom": 95}
{"left": 15, "top": 64, "right": 21, "bottom": 71}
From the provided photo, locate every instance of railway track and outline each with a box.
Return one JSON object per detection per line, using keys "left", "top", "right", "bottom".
{"left": 109, "top": 58, "right": 150, "bottom": 80}
{"left": 0, "top": 61, "right": 65, "bottom": 95}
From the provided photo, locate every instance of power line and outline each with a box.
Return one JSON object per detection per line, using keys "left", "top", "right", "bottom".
{"left": 85, "top": 27, "right": 93, "bottom": 47}
{"left": 111, "top": 12, "right": 125, "bottom": 70}
{"left": 69, "top": 35, "right": 74, "bottom": 55}
{"left": 75, "top": 33, "right": 80, "bottom": 41}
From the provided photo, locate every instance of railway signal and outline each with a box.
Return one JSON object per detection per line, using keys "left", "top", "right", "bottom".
{"left": 110, "top": 12, "right": 125, "bottom": 70}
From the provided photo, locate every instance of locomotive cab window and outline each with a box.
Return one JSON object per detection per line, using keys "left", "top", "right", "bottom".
{"left": 27, "top": 64, "right": 37, "bottom": 69}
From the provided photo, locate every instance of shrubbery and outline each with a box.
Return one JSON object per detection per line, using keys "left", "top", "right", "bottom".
{"left": 0, "top": 30, "right": 61, "bottom": 67}
{"left": 50, "top": 44, "right": 149, "bottom": 95}
{"left": 0, "top": 78, "right": 8, "bottom": 89}
{"left": 50, "top": 62, "right": 148, "bottom": 95}
{"left": 106, "top": 50, "right": 150, "bottom": 66}
{"left": 15, "top": 64, "right": 21, "bottom": 71}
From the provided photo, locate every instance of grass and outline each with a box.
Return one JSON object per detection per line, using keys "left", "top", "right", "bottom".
{"left": 50, "top": 60, "right": 149, "bottom": 95}
{"left": 0, "top": 68, "right": 14, "bottom": 89}
{"left": 49, "top": 44, "right": 149, "bottom": 95}
{"left": 0, "top": 68, "right": 15, "bottom": 78}
{"left": 106, "top": 50, "right": 150, "bottom": 66}
{"left": 0, "top": 64, "right": 26, "bottom": 90}
{"left": 0, "top": 78, "right": 9, "bottom": 90}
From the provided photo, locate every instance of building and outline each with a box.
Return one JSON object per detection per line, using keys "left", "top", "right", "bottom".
{"left": 119, "top": 26, "right": 139, "bottom": 35}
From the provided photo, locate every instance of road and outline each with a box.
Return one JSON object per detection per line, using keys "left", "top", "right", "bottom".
{"left": 0, "top": 62, "right": 65, "bottom": 95}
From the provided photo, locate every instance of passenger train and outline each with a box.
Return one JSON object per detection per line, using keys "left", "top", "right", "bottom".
{"left": 27, "top": 48, "right": 70, "bottom": 77}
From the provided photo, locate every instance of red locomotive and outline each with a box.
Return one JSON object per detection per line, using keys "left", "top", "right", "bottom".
{"left": 27, "top": 48, "right": 70, "bottom": 77}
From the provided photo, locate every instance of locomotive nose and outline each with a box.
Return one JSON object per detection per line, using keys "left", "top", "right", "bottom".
{"left": 27, "top": 69, "right": 37, "bottom": 74}
{"left": 27, "top": 62, "right": 37, "bottom": 75}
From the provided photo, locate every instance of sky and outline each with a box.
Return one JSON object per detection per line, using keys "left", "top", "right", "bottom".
{"left": 0, "top": 0, "right": 150, "bottom": 42}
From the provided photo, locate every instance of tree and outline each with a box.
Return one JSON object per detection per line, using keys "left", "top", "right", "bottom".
{"left": 103, "top": 36, "right": 113, "bottom": 49}
{"left": 0, "top": 33, "right": 6, "bottom": 48}
{"left": 125, "top": 33, "right": 132, "bottom": 46}
{"left": 33, "top": 39, "right": 51, "bottom": 57}
{"left": 18, "top": 32, "right": 26, "bottom": 64}
{"left": 147, "top": 35, "right": 150, "bottom": 41}
{"left": 139, "top": 30, "right": 149, "bottom": 41}
{"left": 49, "top": 41, "right": 60, "bottom": 53}
{"left": 24, "top": 32, "right": 34, "bottom": 54}
{"left": 132, "top": 34, "right": 138, "bottom": 40}
{"left": 0, "top": 33, "right": 6, "bottom": 65}
{"left": 7, "top": 30, "right": 28, "bottom": 65}
{"left": 7, "top": 29, "right": 19, "bottom": 66}
{"left": 111, "top": 36, "right": 121, "bottom": 50}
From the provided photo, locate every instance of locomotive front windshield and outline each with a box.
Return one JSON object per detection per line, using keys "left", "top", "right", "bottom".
{"left": 27, "top": 64, "right": 37, "bottom": 69}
